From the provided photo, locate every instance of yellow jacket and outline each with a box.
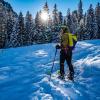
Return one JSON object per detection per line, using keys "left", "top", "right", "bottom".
{"left": 61, "top": 33, "right": 77, "bottom": 48}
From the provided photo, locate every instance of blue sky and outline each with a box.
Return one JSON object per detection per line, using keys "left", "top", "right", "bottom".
{"left": 5, "top": 0, "right": 100, "bottom": 18}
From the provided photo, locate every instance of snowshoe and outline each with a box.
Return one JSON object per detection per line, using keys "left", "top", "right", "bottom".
{"left": 67, "top": 72, "right": 74, "bottom": 81}
{"left": 58, "top": 74, "right": 65, "bottom": 80}
{"left": 57, "top": 70, "right": 65, "bottom": 80}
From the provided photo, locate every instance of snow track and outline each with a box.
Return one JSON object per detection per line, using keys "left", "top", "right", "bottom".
{"left": 0, "top": 40, "right": 100, "bottom": 100}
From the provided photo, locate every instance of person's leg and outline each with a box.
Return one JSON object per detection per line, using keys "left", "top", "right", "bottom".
{"left": 60, "top": 51, "right": 65, "bottom": 76}
{"left": 66, "top": 50, "right": 74, "bottom": 77}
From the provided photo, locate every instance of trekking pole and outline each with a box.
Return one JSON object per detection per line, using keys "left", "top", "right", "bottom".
{"left": 49, "top": 49, "right": 57, "bottom": 81}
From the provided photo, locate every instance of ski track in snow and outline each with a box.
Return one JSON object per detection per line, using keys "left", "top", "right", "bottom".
{"left": 0, "top": 40, "right": 100, "bottom": 100}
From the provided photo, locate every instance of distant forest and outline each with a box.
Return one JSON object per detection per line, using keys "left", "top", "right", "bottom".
{"left": 0, "top": 0, "right": 100, "bottom": 49}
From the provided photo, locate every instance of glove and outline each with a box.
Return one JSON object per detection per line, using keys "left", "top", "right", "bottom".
{"left": 56, "top": 45, "right": 61, "bottom": 49}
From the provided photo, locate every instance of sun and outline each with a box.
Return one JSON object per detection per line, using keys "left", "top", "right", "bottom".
{"left": 41, "top": 11, "right": 48, "bottom": 21}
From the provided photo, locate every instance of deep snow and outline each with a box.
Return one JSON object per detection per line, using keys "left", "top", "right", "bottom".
{"left": 0, "top": 40, "right": 100, "bottom": 100}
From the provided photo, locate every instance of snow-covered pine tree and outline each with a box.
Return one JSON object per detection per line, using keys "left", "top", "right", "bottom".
{"left": 43, "top": 28, "right": 52, "bottom": 43}
{"left": 77, "top": 0, "right": 83, "bottom": 22}
{"left": 9, "top": 12, "right": 26, "bottom": 47}
{"left": 80, "top": 13, "right": 87, "bottom": 40}
{"left": 66, "top": 8, "right": 73, "bottom": 32}
{"left": 83, "top": 13, "right": 87, "bottom": 27}
{"left": 71, "top": 10, "right": 78, "bottom": 34}
{"left": 35, "top": 12, "right": 40, "bottom": 28}
{"left": 85, "top": 4, "right": 98, "bottom": 40}
{"left": 25, "top": 11, "right": 34, "bottom": 45}
{"left": 39, "top": 2, "right": 52, "bottom": 43}
{"left": 63, "top": 19, "right": 67, "bottom": 25}
{"left": 95, "top": 2, "right": 100, "bottom": 39}
{"left": 76, "top": 12, "right": 86, "bottom": 40}
{"left": 58, "top": 11, "right": 63, "bottom": 25}
{"left": 18, "top": 12, "right": 26, "bottom": 46}
{"left": 0, "top": 1, "right": 7, "bottom": 48}
{"left": 34, "top": 29, "right": 45, "bottom": 44}
{"left": 77, "top": 22, "right": 86, "bottom": 40}
{"left": 42, "top": 1, "right": 49, "bottom": 27}
{"left": 48, "top": 15, "right": 52, "bottom": 27}
{"left": 8, "top": 19, "right": 20, "bottom": 47}
{"left": 38, "top": 10, "right": 43, "bottom": 26}
{"left": 52, "top": 4, "right": 59, "bottom": 26}
{"left": 5, "top": 11, "right": 14, "bottom": 47}
{"left": 43, "top": 1, "right": 49, "bottom": 13}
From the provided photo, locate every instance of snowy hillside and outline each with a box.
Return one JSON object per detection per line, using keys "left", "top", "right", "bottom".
{"left": 0, "top": 40, "right": 100, "bottom": 100}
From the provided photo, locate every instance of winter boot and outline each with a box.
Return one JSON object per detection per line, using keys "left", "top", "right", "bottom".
{"left": 58, "top": 73, "right": 65, "bottom": 80}
{"left": 67, "top": 72, "right": 74, "bottom": 80}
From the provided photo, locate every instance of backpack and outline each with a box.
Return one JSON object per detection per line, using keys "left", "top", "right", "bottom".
{"left": 68, "top": 33, "right": 77, "bottom": 50}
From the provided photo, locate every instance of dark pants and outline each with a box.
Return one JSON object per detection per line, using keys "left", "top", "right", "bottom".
{"left": 60, "top": 49, "right": 74, "bottom": 76}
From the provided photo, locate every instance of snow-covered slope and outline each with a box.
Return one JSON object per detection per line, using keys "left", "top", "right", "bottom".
{"left": 0, "top": 40, "right": 100, "bottom": 100}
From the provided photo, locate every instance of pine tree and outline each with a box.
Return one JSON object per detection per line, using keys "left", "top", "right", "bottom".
{"left": 0, "top": 1, "right": 7, "bottom": 48}
{"left": 25, "top": 11, "right": 34, "bottom": 45}
{"left": 39, "top": 10, "right": 43, "bottom": 26}
{"left": 71, "top": 10, "right": 78, "bottom": 34}
{"left": 78, "top": 23, "right": 86, "bottom": 40}
{"left": 18, "top": 12, "right": 26, "bottom": 45}
{"left": 9, "top": 12, "right": 25, "bottom": 47}
{"left": 66, "top": 8, "right": 72, "bottom": 32}
{"left": 43, "top": 1, "right": 49, "bottom": 13}
{"left": 8, "top": 19, "right": 20, "bottom": 47}
{"left": 35, "top": 12, "right": 40, "bottom": 27}
{"left": 79, "top": 13, "right": 87, "bottom": 40}
{"left": 63, "top": 18, "right": 67, "bottom": 25}
{"left": 48, "top": 15, "right": 52, "bottom": 27}
{"left": 78, "top": 0, "right": 83, "bottom": 22}
{"left": 83, "top": 13, "right": 87, "bottom": 26}
{"left": 5, "top": 11, "right": 14, "bottom": 47}
{"left": 85, "top": 4, "right": 98, "bottom": 40}
{"left": 58, "top": 11, "right": 63, "bottom": 25}
{"left": 95, "top": 2, "right": 100, "bottom": 39}
{"left": 52, "top": 4, "right": 59, "bottom": 26}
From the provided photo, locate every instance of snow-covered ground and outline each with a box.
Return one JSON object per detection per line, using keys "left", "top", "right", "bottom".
{"left": 0, "top": 40, "right": 100, "bottom": 100}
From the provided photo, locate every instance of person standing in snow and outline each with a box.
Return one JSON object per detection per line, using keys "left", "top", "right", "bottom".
{"left": 56, "top": 26, "right": 77, "bottom": 80}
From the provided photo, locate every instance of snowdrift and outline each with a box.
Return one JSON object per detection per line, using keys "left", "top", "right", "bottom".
{"left": 0, "top": 40, "right": 100, "bottom": 100}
